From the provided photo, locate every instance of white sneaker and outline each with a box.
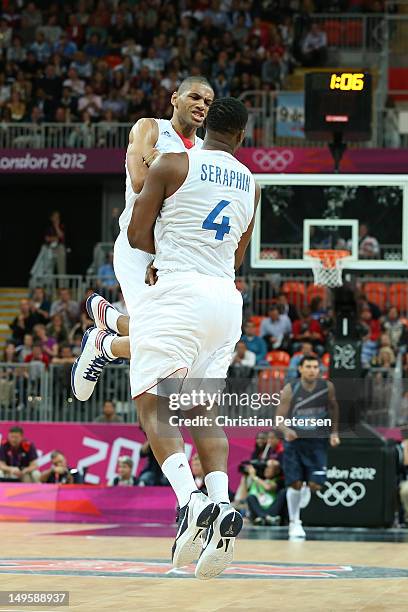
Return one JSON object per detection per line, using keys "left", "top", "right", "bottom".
{"left": 86, "top": 292, "right": 118, "bottom": 332}
{"left": 288, "top": 520, "right": 306, "bottom": 540}
{"left": 172, "top": 491, "right": 220, "bottom": 569}
{"left": 71, "top": 327, "right": 115, "bottom": 401}
{"left": 300, "top": 484, "right": 311, "bottom": 509}
{"left": 195, "top": 502, "right": 243, "bottom": 580}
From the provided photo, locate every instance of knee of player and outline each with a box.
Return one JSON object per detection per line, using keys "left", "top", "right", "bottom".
{"left": 289, "top": 480, "right": 303, "bottom": 490}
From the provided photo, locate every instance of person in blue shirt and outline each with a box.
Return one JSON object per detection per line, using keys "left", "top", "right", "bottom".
{"left": 97, "top": 252, "right": 119, "bottom": 301}
{"left": 241, "top": 320, "right": 268, "bottom": 365}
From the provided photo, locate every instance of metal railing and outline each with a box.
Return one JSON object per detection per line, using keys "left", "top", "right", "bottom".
{"left": 0, "top": 361, "right": 401, "bottom": 427}
{"left": 29, "top": 274, "right": 84, "bottom": 303}
{"left": 0, "top": 122, "right": 132, "bottom": 150}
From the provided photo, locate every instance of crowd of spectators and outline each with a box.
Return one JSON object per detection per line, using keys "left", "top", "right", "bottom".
{"left": 0, "top": 0, "right": 387, "bottom": 132}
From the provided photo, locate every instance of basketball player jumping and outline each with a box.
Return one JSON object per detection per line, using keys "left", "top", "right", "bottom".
{"left": 71, "top": 77, "right": 214, "bottom": 401}
{"left": 276, "top": 356, "right": 340, "bottom": 540}
{"left": 123, "top": 98, "right": 258, "bottom": 579}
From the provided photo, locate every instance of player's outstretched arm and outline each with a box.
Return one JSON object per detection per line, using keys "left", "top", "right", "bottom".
{"left": 235, "top": 183, "right": 261, "bottom": 270}
{"left": 126, "top": 118, "right": 159, "bottom": 194}
{"left": 275, "top": 383, "right": 297, "bottom": 441}
{"left": 127, "top": 152, "right": 188, "bottom": 253}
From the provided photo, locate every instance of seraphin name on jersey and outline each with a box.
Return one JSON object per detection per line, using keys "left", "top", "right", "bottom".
{"left": 200, "top": 163, "right": 251, "bottom": 192}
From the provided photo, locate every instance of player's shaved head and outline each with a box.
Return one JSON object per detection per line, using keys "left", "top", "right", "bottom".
{"left": 177, "top": 76, "right": 213, "bottom": 94}
{"left": 206, "top": 97, "right": 248, "bottom": 136}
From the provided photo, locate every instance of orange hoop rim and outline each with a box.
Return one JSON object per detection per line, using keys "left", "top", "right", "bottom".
{"left": 306, "top": 249, "right": 351, "bottom": 269}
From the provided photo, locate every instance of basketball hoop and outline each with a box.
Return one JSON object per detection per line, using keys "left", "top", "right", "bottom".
{"left": 306, "top": 249, "right": 351, "bottom": 288}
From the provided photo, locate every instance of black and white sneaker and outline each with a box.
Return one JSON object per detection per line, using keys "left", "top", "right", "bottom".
{"left": 172, "top": 490, "right": 220, "bottom": 569}
{"left": 195, "top": 502, "right": 243, "bottom": 580}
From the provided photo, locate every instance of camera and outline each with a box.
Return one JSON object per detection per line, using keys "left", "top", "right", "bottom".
{"left": 238, "top": 459, "right": 267, "bottom": 476}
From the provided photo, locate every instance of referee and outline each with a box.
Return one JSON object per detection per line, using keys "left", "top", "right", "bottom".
{"left": 276, "top": 355, "right": 340, "bottom": 540}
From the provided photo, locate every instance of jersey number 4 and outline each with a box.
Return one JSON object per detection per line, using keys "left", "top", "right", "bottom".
{"left": 202, "top": 200, "right": 231, "bottom": 241}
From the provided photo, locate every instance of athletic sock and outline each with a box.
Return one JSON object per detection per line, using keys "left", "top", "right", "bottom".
{"left": 101, "top": 333, "right": 116, "bottom": 360}
{"left": 161, "top": 452, "right": 197, "bottom": 508}
{"left": 300, "top": 484, "right": 311, "bottom": 508}
{"left": 105, "top": 306, "right": 120, "bottom": 334}
{"left": 287, "top": 487, "right": 301, "bottom": 523}
{"left": 204, "top": 471, "right": 229, "bottom": 504}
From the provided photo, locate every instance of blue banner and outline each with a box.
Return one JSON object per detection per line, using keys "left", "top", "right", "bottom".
{"left": 276, "top": 93, "right": 305, "bottom": 139}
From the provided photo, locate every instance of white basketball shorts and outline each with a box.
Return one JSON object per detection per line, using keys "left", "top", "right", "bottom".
{"left": 128, "top": 271, "right": 243, "bottom": 399}
{"left": 113, "top": 228, "right": 153, "bottom": 312}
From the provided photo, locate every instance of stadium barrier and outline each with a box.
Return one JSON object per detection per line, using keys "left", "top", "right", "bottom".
{"left": 0, "top": 363, "right": 402, "bottom": 427}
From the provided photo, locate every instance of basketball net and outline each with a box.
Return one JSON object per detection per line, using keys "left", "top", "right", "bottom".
{"left": 306, "top": 249, "right": 350, "bottom": 288}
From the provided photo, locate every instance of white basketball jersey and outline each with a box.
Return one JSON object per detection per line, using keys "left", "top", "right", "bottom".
{"left": 119, "top": 119, "right": 203, "bottom": 231}
{"left": 153, "top": 148, "right": 255, "bottom": 280}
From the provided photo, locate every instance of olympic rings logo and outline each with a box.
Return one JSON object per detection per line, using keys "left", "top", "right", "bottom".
{"left": 252, "top": 149, "right": 294, "bottom": 172}
{"left": 316, "top": 481, "right": 366, "bottom": 507}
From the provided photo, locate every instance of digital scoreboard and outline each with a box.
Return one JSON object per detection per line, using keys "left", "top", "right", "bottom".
{"left": 305, "top": 72, "right": 372, "bottom": 141}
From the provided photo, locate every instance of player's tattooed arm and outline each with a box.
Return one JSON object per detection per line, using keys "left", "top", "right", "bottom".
{"left": 275, "top": 383, "right": 297, "bottom": 441}
{"left": 235, "top": 182, "right": 261, "bottom": 270}
{"left": 127, "top": 118, "right": 159, "bottom": 194}
{"left": 327, "top": 381, "right": 340, "bottom": 446}
{"left": 127, "top": 152, "right": 188, "bottom": 253}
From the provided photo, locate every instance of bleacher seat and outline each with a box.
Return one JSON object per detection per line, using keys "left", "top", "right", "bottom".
{"left": 306, "top": 284, "right": 329, "bottom": 305}
{"left": 282, "top": 281, "right": 305, "bottom": 310}
{"left": 324, "top": 19, "right": 343, "bottom": 46}
{"left": 258, "top": 368, "right": 286, "bottom": 394}
{"left": 265, "top": 350, "right": 290, "bottom": 367}
{"left": 363, "top": 282, "right": 388, "bottom": 311}
{"left": 249, "top": 315, "right": 266, "bottom": 336}
{"left": 389, "top": 283, "right": 408, "bottom": 312}
{"left": 345, "top": 20, "right": 363, "bottom": 46}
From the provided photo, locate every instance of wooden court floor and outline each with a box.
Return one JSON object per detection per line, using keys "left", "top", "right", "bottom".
{"left": 0, "top": 523, "right": 407, "bottom": 612}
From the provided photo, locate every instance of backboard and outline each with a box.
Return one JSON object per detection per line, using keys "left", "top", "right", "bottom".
{"left": 250, "top": 174, "right": 408, "bottom": 270}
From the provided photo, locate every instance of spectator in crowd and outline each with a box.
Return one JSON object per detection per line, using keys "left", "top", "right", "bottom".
{"left": 357, "top": 291, "right": 382, "bottom": 321}
{"left": 361, "top": 327, "right": 379, "bottom": 370}
{"left": 32, "top": 323, "right": 58, "bottom": 360}
{"left": 50, "top": 288, "right": 80, "bottom": 328}
{"left": 47, "top": 313, "right": 68, "bottom": 345}
{"left": 230, "top": 340, "right": 256, "bottom": 371}
{"left": 235, "top": 462, "right": 286, "bottom": 526}
{"left": 228, "top": 340, "right": 256, "bottom": 394}
{"left": 250, "top": 431, "right": 269, "bottom": 462}
{"left": 16, "top": 333, "right": 33, "bottom": 362}
{"left": 260, "top": 305, "right": 292, "bottom": 351}
{"left": 9, "top": 297, "right": 48, "bottom": 345}
{"left": 0, "top": 426, "right": 40, "bottom": 482}
{"left": 31, "top": 287, "right": 51, "bottom": 321}
{"left": 382, "top": 307, "right": 407, "bottom": 351}
{"left": 277, "top": 292, "right": 299, "bottom": 322}
{"left": 309, "top": 296, "right": 327, "bottom": 321}
{"left": 110, "top": 456, "right": 138, "bottom": 486}
{"left": 69, "top": 312, "right": 93, "bottom": 343}
{"left": 360, "top": 307, "right": 381, "bottom": 341}
{"left": 94, "top": 399, "right": 123, "bottom": 423}
{"left": 96, "top": 252, "right": 120, "bottom": 301}
{"left": 24, "top": 341, "right": 50, "bottom": 377}
{"left": 241, "top": 321, "right": 267, "bottom": 365}
{"left": 138, "top": 437, "right": 168, "bottom": 486}
{"left": 358, "top": 224, "right": 380, "bottom": 259}
{"left": 292, "top": 308, "right": 325, "bottom": 354}
{"left": 301, "top": 22, "right": 327, "bottom": 66}
{"left": 40, "top": 450, "right": 74, "bottom": 484}
{"left": 44, "top": 210, "right": 66, "bottom": 275}
{"left": 53, "top": 343, "right": 76, "bottom": 398}
{"left": 287, "top": 342, "right": 316, "bottom": 380}
{"left": 265, "top": 430, "right": 284, "bottom": 465}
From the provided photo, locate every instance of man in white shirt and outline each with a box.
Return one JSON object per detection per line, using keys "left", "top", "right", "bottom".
{"left": 231, "top": 340, "right": 256, "bottom": 369}
{"left": 260, "top": 305, "right": 292, "bottom": 350}
{"left": 302, "top": 23, "right": 327, "bottom": 67}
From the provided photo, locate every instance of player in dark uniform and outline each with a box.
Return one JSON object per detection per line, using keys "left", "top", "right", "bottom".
{"left": 276, "top": 355, "right": 340, "bottom": 540}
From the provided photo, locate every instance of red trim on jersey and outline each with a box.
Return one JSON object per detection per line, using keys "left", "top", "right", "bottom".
{"left": 174, "top": 129, "right": 195, "bottom": 149}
